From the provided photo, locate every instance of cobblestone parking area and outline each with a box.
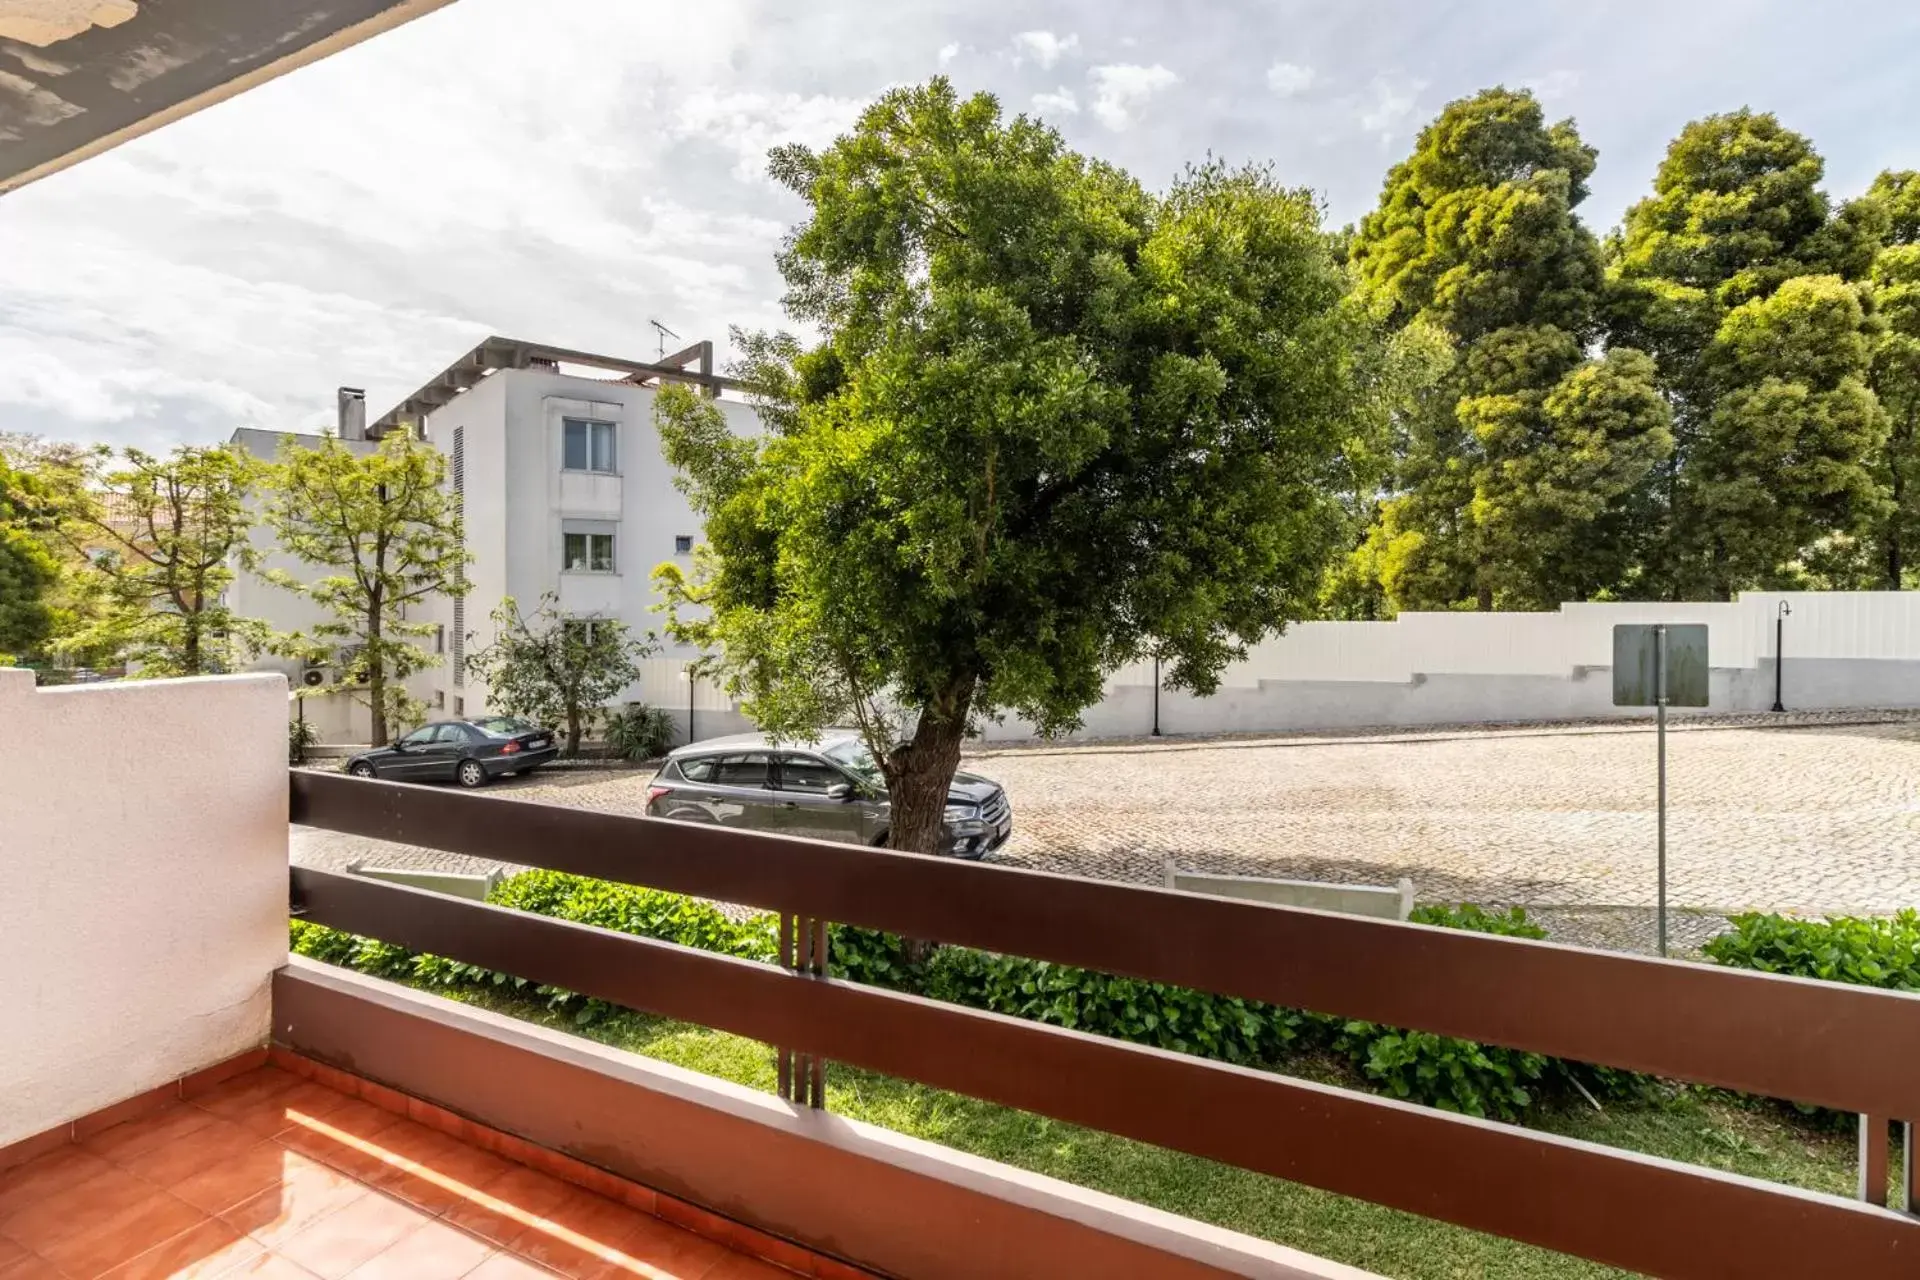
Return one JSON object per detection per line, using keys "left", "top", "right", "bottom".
{"left": 293, "top": 710, "right": 1920, "bottom": 954}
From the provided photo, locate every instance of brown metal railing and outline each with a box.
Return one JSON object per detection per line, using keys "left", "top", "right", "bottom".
{"left": 289, "top": 770, "right": 1920, "bottom": 1277}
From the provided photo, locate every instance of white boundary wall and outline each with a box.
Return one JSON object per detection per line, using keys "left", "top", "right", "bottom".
{"left": 0, "top": 669, "right": 288, "bottom": 1146}
{"left": 616, "top": 592, "right": 1920, "bottom": 745}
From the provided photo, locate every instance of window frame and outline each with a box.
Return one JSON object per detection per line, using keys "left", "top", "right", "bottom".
{"left": 562, "top": 418, "right": 618, "bottom": 475}
{"left": 563, "top": 531, "right": 617, "bottom": 574}
{"left": 773, "top": 753, "right": 852, "bottom": 795}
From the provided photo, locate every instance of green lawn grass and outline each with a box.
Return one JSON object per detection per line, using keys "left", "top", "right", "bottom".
{"left": 434, "top": 986, "right": 1858, "bottom": 1280}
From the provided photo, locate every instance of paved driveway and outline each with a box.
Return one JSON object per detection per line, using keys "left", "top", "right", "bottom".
{"left": 294, "top": 711, "right": 1920, "bottom": 953}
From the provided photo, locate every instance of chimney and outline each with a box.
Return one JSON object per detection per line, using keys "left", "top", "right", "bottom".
{"left": 337, "top": 387, "right": 367, "bottom": 441}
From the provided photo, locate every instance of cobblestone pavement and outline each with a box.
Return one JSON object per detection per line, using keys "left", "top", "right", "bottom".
{"left": 293, "top": 711, "right": 1920, "bottom": 954}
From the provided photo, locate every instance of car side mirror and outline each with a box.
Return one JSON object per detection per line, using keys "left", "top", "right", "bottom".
{"left": 826, "top": 783, "right": 853, "bottom": 801}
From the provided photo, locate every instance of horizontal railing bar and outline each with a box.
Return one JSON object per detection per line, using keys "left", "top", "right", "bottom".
{"left": 290, "top": 771, "right": 1920, "bottom": 1119}
{"left": 289, "top": 866, "right": 1920, "bottom": 1279}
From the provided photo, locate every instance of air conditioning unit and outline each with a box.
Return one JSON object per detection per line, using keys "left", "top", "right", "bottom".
{"left": 300, "top": 666, "right": 328, "bottom": 688}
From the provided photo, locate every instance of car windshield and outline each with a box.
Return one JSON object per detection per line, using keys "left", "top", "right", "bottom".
{"left": 821, "top": 738, "right": 881, "bottom": 782}
{"left": 471, "top": 716, "right": 538, "bottom": 738}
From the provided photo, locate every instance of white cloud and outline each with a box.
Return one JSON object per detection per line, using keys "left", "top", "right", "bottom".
{"left": 1359, "top": 76, "right": 1427, "bottom": 142}
{"left": 1011, "top": 30, "right": 1078, "bottom": 69}
{"left": 1031, "top": 87, "right": 1079, "bottom": 117}
{"left": 670, "top": 89, "right": 869, "bottom": 182}
{"left": 1265, "top": 61, "right": 1316, "bottom": 97}
{"left": 1087, "top": 63, "right": 1179, "bottom": 131}
{"left": 1523, "top": 69, "right": 1582, "bottom": 101}
{"left": 937, "top": 42, "right": 960, "bottom": 66}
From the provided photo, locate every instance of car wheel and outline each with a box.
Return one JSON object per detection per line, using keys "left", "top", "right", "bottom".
{"left": 348, "top": 762, "right": 376, "bottom": 779}
{"left": 457, "top": 759, "right": 489, "bottom": 789}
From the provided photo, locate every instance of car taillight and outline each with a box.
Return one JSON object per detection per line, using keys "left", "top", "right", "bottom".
{"left": 647, "top": 786, "right": 671, "bottom": 804}
{"left": 500, "top": 740, "right": 521, "bottom": 755}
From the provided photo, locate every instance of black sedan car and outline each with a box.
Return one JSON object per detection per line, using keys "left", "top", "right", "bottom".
{"left": 344, "top": 716, "right": 557, "bottom": 788}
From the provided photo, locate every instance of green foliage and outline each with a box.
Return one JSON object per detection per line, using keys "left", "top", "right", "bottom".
{"left": 1702, "top": 910, "right": 1920, "bottom": 991}
{"left": 656, "top": 78, "right": 1404, "bottom": 853}
{"left": 1408, "top": 902, "right": 1549, "bottom": 937}
{"left": 1862, "top": 171, "right": 1920, "bottom": 586}
{"left": 1336, "top": 1022, "right": 1548, "bottom": 1120}
{"left": 45, "top": 445, "right": 267, "bottom": 675}
{"left": 288, "top": 715, "right": 318, "bottom": 765}
{"left": 603, "top": 702, "right": 677, "bottom": 762}
{"left": 0, "top": 451, "right": 59, "bottom": 660}
{"left": 261, "top": 434, "right": 470, "bottom": 746}
{"left": 1349, "top": 88, "right": 1671, "bottom": 611}
{"left": 464, "top": 595, "right": 652, "bottom": 754}
{"left": 1607, "top": 112, "right": 1888, "bottom": 598}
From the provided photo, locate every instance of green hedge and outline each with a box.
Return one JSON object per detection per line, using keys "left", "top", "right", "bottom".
{"left": 291, "top": 878, "right": 1652, "bottom": 1123}
{"left": 1702, "top": 910, "right": 1920, "bottom": 990}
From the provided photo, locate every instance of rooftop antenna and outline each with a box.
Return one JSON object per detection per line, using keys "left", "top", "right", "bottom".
{"left": 649, "top": 318, "right": 681, "bottom": 361}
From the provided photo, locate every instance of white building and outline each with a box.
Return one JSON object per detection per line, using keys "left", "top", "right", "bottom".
{"left": 233, "top": 336, "right": 759, "bottom": 745}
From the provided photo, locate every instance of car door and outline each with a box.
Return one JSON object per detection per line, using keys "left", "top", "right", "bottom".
{"left": 422, "top": 722, "right": 473, "bottom": 782}
{"left": 703, "top": 752, "right": 777, "bottom": 829}
{"left": 771, "top": 753, "right": 868, "bottom": 844}
{"left": 384, "top": 725, "right": 442, "bottom": 780}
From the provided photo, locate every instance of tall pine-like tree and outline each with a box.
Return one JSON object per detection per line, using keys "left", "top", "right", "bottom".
{"left": 1864, "top": 170, "right": 1920, "bottom": 586}
{"left": 1607, "top": 110, "right": 1886, "bottom": 597}
{"left": 1349, "top": 88, "right": 1671, "bottom": 610}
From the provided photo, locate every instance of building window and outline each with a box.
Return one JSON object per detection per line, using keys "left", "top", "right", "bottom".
{"left": 674, "top": 535, "right": 693, "bottom": 555}
{"left": 564, "top": 618, "right": 601, "bottom": 646}
{"left": 453, "top": 695, "right": 465, "bottom": 716}
{"left": 434, "top": 690, "right": 446, "bottom": 709}
{"left": 435, "top": 624, "right": 446, "bottom": 654}
{"left": 564, "top": 531, "right": 616, "bottom": 573}
{"left": 563, "top": 419, "right": 617, "bottom": 473}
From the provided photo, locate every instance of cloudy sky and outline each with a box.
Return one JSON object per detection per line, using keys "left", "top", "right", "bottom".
{"left": 3, "top": 0, "right": 1918, "bottom": 450}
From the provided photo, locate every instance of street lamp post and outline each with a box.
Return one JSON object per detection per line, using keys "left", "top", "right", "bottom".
{"left": 1152, "top": 656, "right": 1162, "bottom": 737}
{"left": 680, "top": 667, "right": 695, "bottom": 745}
{"left": 1772, "top": 600, "right": 1792, "bottom": 713}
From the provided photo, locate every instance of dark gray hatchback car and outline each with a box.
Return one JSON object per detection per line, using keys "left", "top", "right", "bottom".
{"left": 644, "top": 730, "right": 1012, "bottom": 858}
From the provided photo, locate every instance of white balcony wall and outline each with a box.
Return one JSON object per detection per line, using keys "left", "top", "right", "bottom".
{"left": 0, "top": 669, "right": 287, "bottom": 1147}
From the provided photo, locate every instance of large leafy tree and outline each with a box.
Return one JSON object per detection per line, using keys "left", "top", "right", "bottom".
{"left": 465, "top": 594, "right": 651, "bottom": 755}
{"left": 46, "top": 445, "right": 265, "bottom": 675}
{"left": 1349, "top": 88, "right": 1671, "bottom": 610}
{"left": 654, "top": 79, "right": 1393, "bottom": 854}
{"left": 1607, "top": 110, "right": 1886, "bottom": 596}
{"left": 1863, "top": 170, "right": 1920, "bottom": 586}
{"left": 262, "top": 434, "right": 470, "bottom": 746}
{"left": 0, "top": 450, "right": 58, "bottom": 661}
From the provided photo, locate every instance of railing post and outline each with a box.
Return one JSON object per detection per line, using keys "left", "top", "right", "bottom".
{"left": 777, "top": 912, "right": 828, "bottom": 1110}
{"left": 1860, "top": 1114, "right": 1890, "bottom": 1206}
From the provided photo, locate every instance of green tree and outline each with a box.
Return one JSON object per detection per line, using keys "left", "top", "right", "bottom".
{"left": 1689, "top": 275, "right": 1887, "bottom": 592}
{"left": 1349, "top": 88, "right": 1671, "bottom": 610}
{"left": 1607, "top": 110, "right": 1886, "bottom": 596}
{"left": 0, "top": 451, "right": 58, "bottom": 661}
{"left": 465, "top": 594, "right": 652, "bottom": 755}
{"left": 262, "top": 434, "right": 470, "bottom": 746}
{"left": 46, "top": 445, "right": 265, "bottom": 675}
{"left": 1864, "top": 170, "right": 1920, "bottom": 586}
{"left": 653, "top": 79, "right": 1392, "bottom": 854}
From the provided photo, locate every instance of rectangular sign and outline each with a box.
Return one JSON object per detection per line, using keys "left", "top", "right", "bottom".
{"left": 1612, "top": 624, "right": 1709, "bottom": 707}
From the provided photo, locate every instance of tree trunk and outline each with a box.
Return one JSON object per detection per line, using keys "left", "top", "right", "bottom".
{"left": 367, "top": 604, "right": 387, "bottom": 747}
{"left": 884, "top": 682, "right": 975, "bottom": 857}
{"left": 1475, "top": 584, "right": 1494, "bottom": 612}
{"left": 566, "top": 706, "right": 582, "bottom": 757}
{"left": 1889, "top": 459, "right": 1906, "bottom": 590}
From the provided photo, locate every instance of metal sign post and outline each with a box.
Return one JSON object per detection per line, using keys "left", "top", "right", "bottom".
{"left": 1614, "top": 624, "right": 1709, "bottom": 957}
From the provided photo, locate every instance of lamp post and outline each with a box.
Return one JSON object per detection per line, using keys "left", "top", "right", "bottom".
{"left": 679, "top": 666, "right": 695, "bottom": 745}
{"left": 1772, "top": 600, "right": 1792, "bottom": 713}
{"left": 1151, "top": 656, "right": 1162, "bottom": 737}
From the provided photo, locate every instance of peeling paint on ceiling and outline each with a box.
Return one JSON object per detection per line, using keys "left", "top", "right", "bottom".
{"left": 0, "top": 1, "right": 139, "bottom": 49}
{"left": 0, "top": 0, "right": 457, "bottom": 195}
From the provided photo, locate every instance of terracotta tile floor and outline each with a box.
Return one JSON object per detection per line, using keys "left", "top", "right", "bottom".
{"left": 0, "top": 1069, "right": 793, "bottom": 1280}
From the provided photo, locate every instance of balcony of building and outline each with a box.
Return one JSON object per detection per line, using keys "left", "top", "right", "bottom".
{"left": 4, "top": 667, "right": 1920, "bottom": 1280}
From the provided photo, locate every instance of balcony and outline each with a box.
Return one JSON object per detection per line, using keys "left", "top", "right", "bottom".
{"left": 5, "top": 668, "right": 1920, "bottom": 1279}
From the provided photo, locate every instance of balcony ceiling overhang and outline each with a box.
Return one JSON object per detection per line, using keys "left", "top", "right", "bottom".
{"left": 0, "top": 0, "right": 454, "bottom": 195}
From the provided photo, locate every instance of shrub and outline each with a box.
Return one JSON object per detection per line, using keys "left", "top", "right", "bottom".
{"left": 1409, "top": 902, "right": 1548, "bottom": 939}
{"left": 288, "top": 716, "right": 319, "bottom": 765}
{"left": 1702, "top": 910, "right": 1920, "bottom": 991}
{"left": 603, "top": 702, "right": 677, "bottom": 762}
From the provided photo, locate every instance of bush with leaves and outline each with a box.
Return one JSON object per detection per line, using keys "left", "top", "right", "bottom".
{"left": 1703, "top": 910, "right": 1920, "bottom": 990}
{"left": 603, "top": 702, "right": 677, "bottom": 762}
{"left": 288, "top": 715, "right": 318, "bottom": 765}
